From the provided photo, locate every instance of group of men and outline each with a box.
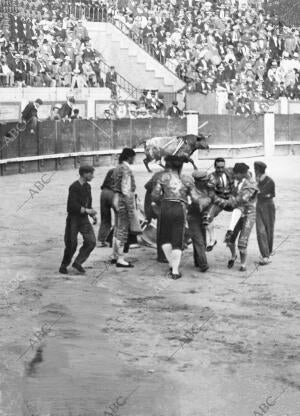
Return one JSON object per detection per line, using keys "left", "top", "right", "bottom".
{"left": 58, "top": 151, "right": 276, "bottom": 279}
{"left": 144, "top": 156, "right": 275, "bottom": 276}
{"left": 20, "top": 96, "right": 80, "bottom": 134}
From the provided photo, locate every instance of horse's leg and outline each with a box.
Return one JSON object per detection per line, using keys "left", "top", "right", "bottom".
{"left": 158, "top": 157, "right": 165, "bottom": 169}
{"left": 143, "top": 156, "right": 152, "bottom": 173}
{"left": 189, "top": 158, "right": 198, "bottom": 170}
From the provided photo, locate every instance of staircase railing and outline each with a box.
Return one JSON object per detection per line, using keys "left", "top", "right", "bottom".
{"left": 107, "top": 18, "right": 180, "bottom": 78}
{"left": 0, "top": 0, "right": 19, "bottom": 13}
{"left": 99, "top": 60, "right": 141, "bottom": 101}
{"left": 66, "top": 3, "right": 181, "bottom": 80}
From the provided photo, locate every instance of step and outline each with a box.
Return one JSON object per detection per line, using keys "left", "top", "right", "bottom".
{"left": 108, "top": 31, "right": 179, "bottom": 84}
{"left": 88, "top": 22, "right": 185, "bottom": 93}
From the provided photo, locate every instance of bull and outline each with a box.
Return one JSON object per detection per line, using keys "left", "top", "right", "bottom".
{"left": 143, "top": 134, "right": 210, "bottom": 172}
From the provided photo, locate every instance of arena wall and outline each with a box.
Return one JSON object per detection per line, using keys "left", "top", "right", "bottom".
{"left": 0, "top": 87, "right": 128, "bottom": 121}
{"left": 1, "top": 115, "right": 300, "bottom": 176}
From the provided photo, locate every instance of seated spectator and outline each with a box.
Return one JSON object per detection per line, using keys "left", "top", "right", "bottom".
{"left": 226, "top": 93, "right": 236, "bottom": 115}
{"left": 90, "top": 57, "right": 104, "bottom": 87}
{"left": 71, "top": 109, "right": 81, "bottom": 119}
{"left": 105, "top": 65, "right": 117, "bottom": 98}
{"left": 82, "top": 59, "right": 96, "bottom": 86}
{"left": 71, "top": 68, "right": 88, "bottom": 88}
{"left": 74, "top": 20, "right": 89, "bottom": 43}
{"left": 166, "top": 100, "right": 183, "bottom": 118}
{"left": 0, "top": 56, "right": 14, "bottom": 86}
{"left": 235, "top": 98, "right": 251, "bottom": 116}
{"left": 50, "top": 104, "right": 62, "bottom": 121}
{"left": 59, "top": 96, "right": 75, "bottom": 120}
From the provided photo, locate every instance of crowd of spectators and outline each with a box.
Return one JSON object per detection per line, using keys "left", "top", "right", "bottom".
{"left": 2, "top": 0, "right": 300, "bottom": 115}
{"left": 0, "top": 7, "right": 109, "bottom": 88}
{"left": 106, "top": 0, "right": 300, "bottom": 114}
{"left": 103, "top": 89, "right": 183, "bottom": 119}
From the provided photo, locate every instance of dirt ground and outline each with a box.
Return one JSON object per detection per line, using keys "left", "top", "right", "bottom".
{"left": 0, "top": 156, "right": 300, "bottom": 416}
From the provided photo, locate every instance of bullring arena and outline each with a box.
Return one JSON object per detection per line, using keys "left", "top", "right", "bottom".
{"left": 1, "top": 0, "right": 300, "bottom": 415}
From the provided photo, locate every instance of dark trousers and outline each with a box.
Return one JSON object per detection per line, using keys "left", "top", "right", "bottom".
{"left": 61, "top": 215, "right": 96, "bottom": 266}
{"left": 98, "top": 188, "right": 114, "bottom": 242}
{"left": 124, "top": 233, "right": 138, "bottom": 253}
{"left": 22, "top": 116, "right": 38, "bottom": 131}
{"left": 157, "top": 212, "right": 167, "bottom": 262}
{"left": 188, "top": 214, "right": 208, "bottom": 269}
{"left": 256, "top": 201, "right": 275, "bottom": 258}
{"left": 144, "top": 193, "right": 167, "bottom": 262}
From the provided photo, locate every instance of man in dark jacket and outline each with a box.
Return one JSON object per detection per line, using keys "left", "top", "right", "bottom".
{"left": 188, "top": 170, "right": 212, "bottom": 273}
{"left": 59, "top": 165, "right": 97, "bottom": 275}
{"left": 166, "top": 100, "right": 183, "bottom": 118}
{"left": 105, "top": 66, "right": 117, "bottom": 98}
{"left": 21, "top": 98, "right": 43, "bottom": 134}
{"left": 254, "top": 161, "right": 276, "bottom": 266}
{"left": 98, "top": 168, "right": 115, "bottom": 246}
{"left": 59, "top": 97, "right": 75, "bottom": 120}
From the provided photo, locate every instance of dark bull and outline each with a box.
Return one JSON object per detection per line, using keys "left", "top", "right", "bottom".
{"left": 143, "top": 134, "right": 210, "bottom": 172}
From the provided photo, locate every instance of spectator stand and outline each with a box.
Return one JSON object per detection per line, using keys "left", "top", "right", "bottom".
{"left": 69, "top": 0, "right": 300, "bottom": 117}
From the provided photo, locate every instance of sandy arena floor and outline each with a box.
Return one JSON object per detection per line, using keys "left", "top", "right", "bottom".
{"left": 0, "top": 156, "right": 299, "bottom": 416}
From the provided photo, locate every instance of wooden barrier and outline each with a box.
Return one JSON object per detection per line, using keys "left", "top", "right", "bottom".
{"left": 0, "top": 114, "right": 297, "bottom": 176}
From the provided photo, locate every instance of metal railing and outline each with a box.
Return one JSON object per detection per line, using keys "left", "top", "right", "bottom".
{"left": 99, "top": 60, "right": 140, "bottom": 100}
{"left": 67, "top": 2, "right": 108, "bottom": 21}
{"left": 0, "top": 0, "right": 19, "bottom": 13}
{"left": 108, "top": 18, "right": 180, "bottom": 78}
{"left": 66, "top": 4, "right": 181, "bottom": 80}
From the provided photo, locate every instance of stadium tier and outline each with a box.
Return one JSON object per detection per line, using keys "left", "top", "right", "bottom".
{"left": 1, "top": 0, "right": 300, "bottom": 117}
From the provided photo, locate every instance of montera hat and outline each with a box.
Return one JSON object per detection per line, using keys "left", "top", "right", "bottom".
{"left": 192, "top": 170, "right": 209, "bottom": 181}
{"left": 233, "top": 162, "right": 249, "bottom": 174}
{"left": 254, "top": 161, "right": 267, "bottom": 172}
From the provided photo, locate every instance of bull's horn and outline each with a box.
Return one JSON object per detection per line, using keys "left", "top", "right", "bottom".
{"left": 198, "top": 121, "right": 208, "bottom": 130}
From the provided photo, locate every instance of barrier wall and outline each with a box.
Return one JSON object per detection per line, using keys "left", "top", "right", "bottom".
{"left": 0, "top": 87, "right": 128, "bottom": 121}
{"left": 0, "top": 114, "right": 298, "bottom": 176}
{"left": 274, "top": 114, "right": 300, "bottom": 156}
{"left": 0, "top": 118, "right": 187, "bottom": 175}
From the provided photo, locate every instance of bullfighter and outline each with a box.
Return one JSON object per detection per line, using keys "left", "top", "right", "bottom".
{"left": 214, "top": 163, "right": 258, "bottom": 272}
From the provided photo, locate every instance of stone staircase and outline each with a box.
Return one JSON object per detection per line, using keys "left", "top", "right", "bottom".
{"left": 87, "top": 22, "right": 186, "bottom": 95}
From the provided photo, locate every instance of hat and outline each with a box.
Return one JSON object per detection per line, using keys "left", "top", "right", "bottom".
{"left": 35, "top": 98, "right": 43, "bottom": 105}
{"left": 254, "top": 161, "right": 267, "bottom": 172}
{"left": 233, "top": 163, "right": 249, "bottom": 174}
{"left": 69, "top": 97, "right": 76, "bottom": 103}
{"left": 192, "top": 170, "right": 209, "bottom": 181}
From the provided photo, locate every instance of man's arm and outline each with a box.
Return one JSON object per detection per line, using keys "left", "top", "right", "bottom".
{"left": 214, "top": 182, "right": 257, "bottom": 209}
{"left": 151, "top": 181, "right": 163, "bottom": 204}
{"left": 120, "top": 167, "right": 136, "bottom": 214}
